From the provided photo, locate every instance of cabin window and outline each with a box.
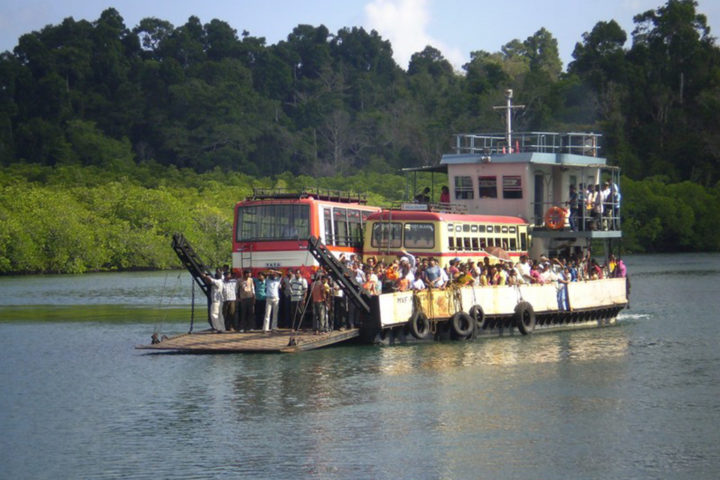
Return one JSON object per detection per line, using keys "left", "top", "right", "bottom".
{"left": 236, "top": 204, "right": 310, "bottom": 241}
{"left": 478, "top": 176, "right": 498, "bottom": 198}
{"left": 404, "top": 223, "right": 435, "bottom": 249}
{"left": 503, "top": 176, "right": 523, "bottom": 199}
{"left": 371, "top": 222, "right": 402, "bottom": 248}
{"left": 454, "top": 176, "right": 474, "bottom": 199}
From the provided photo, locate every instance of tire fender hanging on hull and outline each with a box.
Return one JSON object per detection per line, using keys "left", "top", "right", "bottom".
{"left": 514, "top": 301, "right": 536, "bottom": 335}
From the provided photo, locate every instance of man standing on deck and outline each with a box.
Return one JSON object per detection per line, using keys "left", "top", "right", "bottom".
{"left": 289, "top": 270, "right": 308, "bottom": 329}
{"left": 202, "top": 271, "right": 225, "bottom": 332}
{"left": 253, "top": 272, "right": 266, "bottom": 330}
{"left": 237, "top": 270, "right": 255, "bottom": 332}
{"left": 310, "top": 273, "right": 330, "bottom": 334}
{"left": 221, "top": 271, "right": 238, "bottom": 331}
{"left": 263, "top": 270, "right": 282, "bottom": 333}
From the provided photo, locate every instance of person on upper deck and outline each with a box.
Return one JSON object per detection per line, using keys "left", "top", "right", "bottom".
{"left": 440, "top": 186, "right": 450, "bottom": 203}
{"left": 414, "top": 187, "right": 430, "bottom": 203}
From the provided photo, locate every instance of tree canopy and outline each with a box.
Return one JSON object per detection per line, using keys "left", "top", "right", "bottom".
{"left": 1, "top": 1, "right": 720, "bottom": 273}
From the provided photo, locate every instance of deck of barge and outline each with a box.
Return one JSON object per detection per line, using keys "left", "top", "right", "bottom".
{"left": 136, "top": 328, "right": 360, "bottom": 353}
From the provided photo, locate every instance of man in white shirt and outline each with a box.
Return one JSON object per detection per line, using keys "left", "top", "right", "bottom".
{"left": 202, "top": 271, "right": 225, "bottom": 332}
{"left": 221, "top": 271, "right": 238, "bottom": 331}
{"left": 289, "top": 270, "right": 308, "bottom": 329}
{"left": 263, "top": 270, "right": 282, "bottom": 333}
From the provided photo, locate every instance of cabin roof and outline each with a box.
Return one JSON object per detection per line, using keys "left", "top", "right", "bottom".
{"left": 440, "top": 152, "right": 610, "bottom": 168}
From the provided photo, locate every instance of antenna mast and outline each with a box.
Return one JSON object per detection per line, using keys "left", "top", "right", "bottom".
{"left": 493, "top": 89, "right": 525, "bottom": 151}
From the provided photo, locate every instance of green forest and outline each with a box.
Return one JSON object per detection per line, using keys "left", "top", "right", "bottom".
{"left": 1, "top": 0, "right": 719, "bottom": 274}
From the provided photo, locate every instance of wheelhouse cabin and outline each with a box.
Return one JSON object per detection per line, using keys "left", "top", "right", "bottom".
{"left": 405, "top": 91, "right": 622, "bottom": 259}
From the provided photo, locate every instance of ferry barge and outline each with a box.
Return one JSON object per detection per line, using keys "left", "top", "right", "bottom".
{"left": 139, "top": 90, "right": 628, "bottom": 353}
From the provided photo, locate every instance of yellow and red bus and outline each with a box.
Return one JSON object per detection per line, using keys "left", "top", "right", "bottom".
{"left": 363, "top": 209, "right": 529, "bottom": 267}
{"left": 232, "top": 189, "right": 381, "bottom": 275}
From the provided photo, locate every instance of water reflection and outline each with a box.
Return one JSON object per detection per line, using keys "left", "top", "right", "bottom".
{"left": 373, "top": 326, "right": 629, "bottom": 376}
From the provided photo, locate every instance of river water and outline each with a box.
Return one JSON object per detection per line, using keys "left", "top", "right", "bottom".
{"left": 1, "top": 254, "right": 719, "bottom": 479}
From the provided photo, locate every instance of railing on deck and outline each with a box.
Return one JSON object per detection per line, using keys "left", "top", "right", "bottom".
{"left": 454, "top": 132, "right": 602, "bottom": 157}
{"left": 532, "top": 200, "right": 621, "bottom": 232}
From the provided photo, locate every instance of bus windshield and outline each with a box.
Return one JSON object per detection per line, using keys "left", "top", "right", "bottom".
{"left": 236, "top": 204, "right": 310, "bottom": 241}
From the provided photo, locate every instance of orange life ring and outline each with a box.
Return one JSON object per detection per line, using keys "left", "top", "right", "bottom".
{"left": 544, "top": 206, "right": 566, "bottom": 230}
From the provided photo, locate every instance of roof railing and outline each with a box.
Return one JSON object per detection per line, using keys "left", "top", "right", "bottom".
{"left": 453, "top": 131, "right": 602, "bottom": 157}
{"left": 251, "top": 187, "right": 368, "bottom": 204}
{"left": 387, "top": 202, "right": 468, "bottom": 214}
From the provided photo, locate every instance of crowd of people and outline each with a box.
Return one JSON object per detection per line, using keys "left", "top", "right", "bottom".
{"left": 567, "top": 181, "right": 621, "bottom": 231}
{"left": 201, "top": 250, "right": 627, "bottom": 334}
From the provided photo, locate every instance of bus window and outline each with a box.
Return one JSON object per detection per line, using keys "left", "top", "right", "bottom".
{"left": 348, "top": 209, "right": 363, "bottom": 248}
{"left": 323, "top": 207, "right": 333, "bottom": 245}
{"left": 520, "top": 233, "right": 528, "bottom": 251}
{"left": 236, "top": 204, "right": 310, "bottom": 241}
{"left": 509, "top": 238, "right": 517, "bottom": 251}
{"left": 404, "top": 223, "right": 435, "bottom": 249}
{"left": 471, "top": 238, "right": 479, "bottom": 251}
{"left": 371, "top": 222, "right": 402, "bottom": 248}
{"left": 463, "top": 238, "right": 471, "bottom": 250}
{"left": 334, "top": 208, "right": 349, "bottom": 246}
{"left": 480, "top": 239, "right": 487, "bottom": 249}
{"left": 448, "top": 237, "right": 455, "bottom": 250}
{"left": 462, "top": 224, "right": 470, "bottom": 232}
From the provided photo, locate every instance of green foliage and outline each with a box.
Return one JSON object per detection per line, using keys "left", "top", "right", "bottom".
{"left": 621, "top": 176, "right": 720, "bottom": 252}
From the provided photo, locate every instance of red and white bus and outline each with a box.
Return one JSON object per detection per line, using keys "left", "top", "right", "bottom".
{"left": 232, "top": 189, "right": 381, "bottom": 275}
{"left": 362, "top": 209, "right": 529, "bottom": 268}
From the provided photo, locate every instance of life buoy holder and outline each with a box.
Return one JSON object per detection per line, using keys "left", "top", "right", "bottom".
{"left": 514, "top": 301, "right": 536, "bottom": 335}
{"left": 409, "top": 311, "right": 431, "bottom": 339}
{"left": 544, "top": 206, "right": 566, "bottom": 230}
{"left": 450, "top": 311, "right": 474, "bottom": 337}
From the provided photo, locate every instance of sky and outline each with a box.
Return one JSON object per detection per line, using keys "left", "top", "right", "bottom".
{"left": 1, "top": 0, "right": 719, "bottom": 71}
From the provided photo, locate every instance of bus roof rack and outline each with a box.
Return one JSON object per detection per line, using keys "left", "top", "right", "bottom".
{"left": 251, "top": 188, "right": 368, "bottom": 204}
{"left": 390, "top": 202, "right": 468, "bottom": 214}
